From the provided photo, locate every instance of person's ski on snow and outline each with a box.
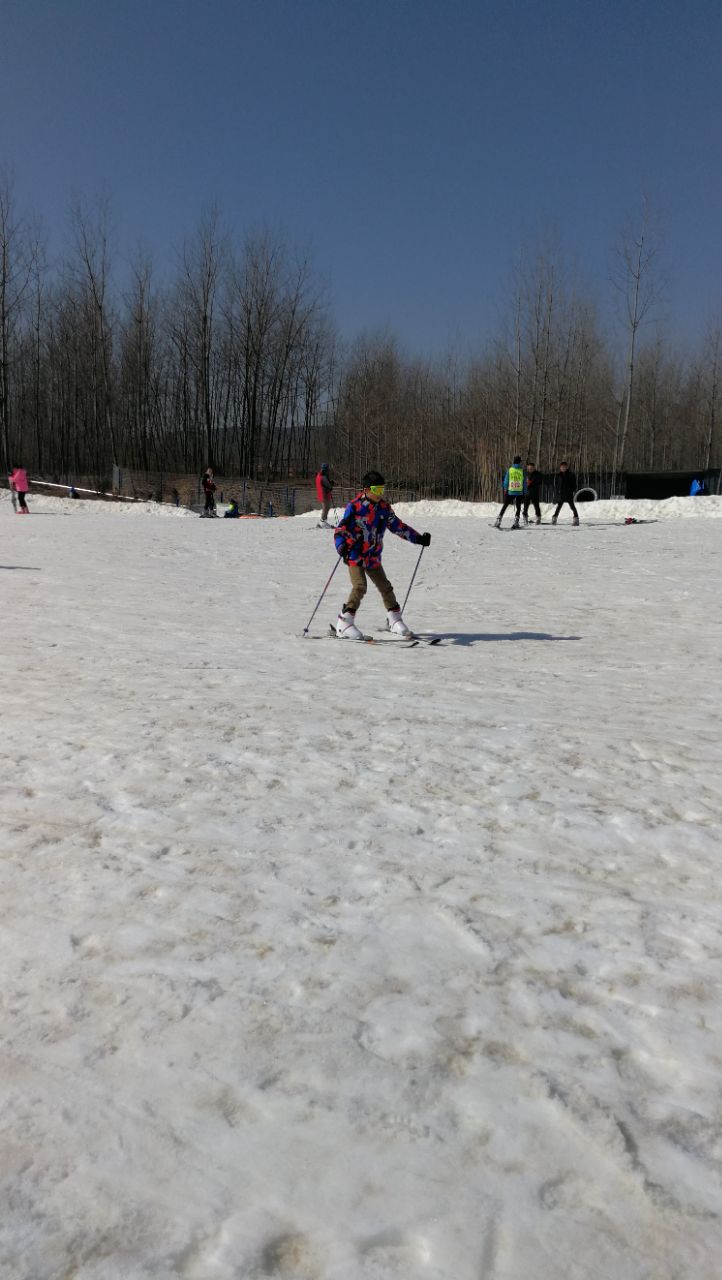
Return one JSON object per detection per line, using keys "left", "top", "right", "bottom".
{"left": 333, "top": 470, "right": 430, "bottom": 639}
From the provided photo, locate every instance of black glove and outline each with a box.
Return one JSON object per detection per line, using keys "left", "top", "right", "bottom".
{"left": 419, "top": 532, "right": 431, "bottom": 547}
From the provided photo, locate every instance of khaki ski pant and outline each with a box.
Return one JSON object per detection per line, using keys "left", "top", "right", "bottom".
{"left": 345, "top": 564, "right": 399, "bottom": 614}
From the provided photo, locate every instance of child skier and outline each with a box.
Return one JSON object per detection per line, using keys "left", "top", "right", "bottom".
{"left": 315, "top": 463, "right": 334, "bottom": 526}
{"left": 10, "top": 465, "right": 29, "bottom": 513}
{"left": 494, "top": 456, "right": 526, "bottom": 528}
{"left": 333, "top": 470, "right": 430, "bottom": 639}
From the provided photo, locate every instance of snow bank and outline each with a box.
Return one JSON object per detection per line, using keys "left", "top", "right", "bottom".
{"left": 1, "top": 490, "right": 196, "bottom": 517}
{"left": 8, "top": 487, "right": 722, "bottom": 523}
{"left": 302, "top": 493, "right": 722, "bottom": 522}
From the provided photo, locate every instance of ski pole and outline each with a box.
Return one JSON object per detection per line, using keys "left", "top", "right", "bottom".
{"left": 303, "top": 557, "right": 342, "bottom": 634}
{"left": 401, "top": 545, "right": 426, "bottom": 615}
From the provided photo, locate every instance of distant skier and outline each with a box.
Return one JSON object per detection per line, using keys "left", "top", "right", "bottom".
{"left": 523, "top": 462, "right": 543, "bottom": 524}
{"left": 494, "top": 455, "right": 526, "bottom": 528}
{"left": 315, "top": 463, "right": 334, "bottom": 527}
{"left": 333, "top": 470, "right": 430, "bottom": 639}
{"left": 201, "top": 468, "right": 217, "bottom": 517}
{"left": 552, "top": 462, "right": 579, "bottom": 525}
{"left": 10, "top": 465, "right": 29, "bottom": 514}
{"left": 224, "top": 498, "right": 240, "bottom": 518}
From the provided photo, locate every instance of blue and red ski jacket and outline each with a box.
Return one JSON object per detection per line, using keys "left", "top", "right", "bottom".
{"left": 334, "top": 493, "right": 422, "bottom": 569}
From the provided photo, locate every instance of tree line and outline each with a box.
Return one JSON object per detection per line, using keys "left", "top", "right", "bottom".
{"left": 1, "top": 177, "right": 720, "bottom": 500}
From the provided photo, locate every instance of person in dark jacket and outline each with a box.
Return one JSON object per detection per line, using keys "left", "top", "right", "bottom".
{"left": 523, "top": 463, "right": 542, "bottom": 524}
{"left": 224, "top": 498, "right": 240, "bottom": 518}
{"left": 552, "top": 462, "right": 579, "bottom": 525}
{"left": 201, "top": 468, "right": 217, "bottom": 516}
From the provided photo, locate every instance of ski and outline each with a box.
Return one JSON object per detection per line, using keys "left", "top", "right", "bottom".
{"left": 375, "top": 627, "right": 442, "bottom": 645}
{"left": 328, "top": 624, "right": 439, "bottom": 647}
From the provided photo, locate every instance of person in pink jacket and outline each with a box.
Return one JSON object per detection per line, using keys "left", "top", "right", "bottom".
{"left": 10, "top": 465, "right": 29, "bottom": 513}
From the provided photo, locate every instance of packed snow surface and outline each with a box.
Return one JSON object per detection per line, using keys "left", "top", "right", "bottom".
{"left": 1, "top": 491, "right": 721, "bottom": 1279}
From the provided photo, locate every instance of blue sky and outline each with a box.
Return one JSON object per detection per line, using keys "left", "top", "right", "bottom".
{"left": 2, "top": 0, "right": 721, "bottom": 353}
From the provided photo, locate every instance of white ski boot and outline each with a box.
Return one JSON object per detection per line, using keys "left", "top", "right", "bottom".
{"left": 387, "top": 609, "right": 411, "bottom": 637}
{"left": 336, "top": 610, "right": 363, "bottom": 639}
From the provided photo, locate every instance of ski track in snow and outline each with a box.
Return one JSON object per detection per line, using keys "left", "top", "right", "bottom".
{"left": 1, "top": 490, "right": 721, "bottom": 1279}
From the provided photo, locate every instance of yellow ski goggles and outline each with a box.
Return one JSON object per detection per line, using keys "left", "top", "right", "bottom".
{"left": 368, "top": 484, "right": 385, "bottom": 496}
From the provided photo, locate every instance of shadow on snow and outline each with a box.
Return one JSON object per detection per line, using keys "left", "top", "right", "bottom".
{"left": 421, "top": 631, "right": 582, "bottom": 645}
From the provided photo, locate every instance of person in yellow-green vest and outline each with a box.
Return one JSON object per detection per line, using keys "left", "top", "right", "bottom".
{"left": 494, "top": 455, "right": 527, "bottom": 528}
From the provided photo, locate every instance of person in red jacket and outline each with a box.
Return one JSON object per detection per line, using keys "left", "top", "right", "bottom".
{"left": 10, "top": 465, "right": 29, "bottom": 513}
{"left": 201, "top": 467, "right": 217, "bottom": 517}
{"left": 315, "top": 463, "right": 334, "bottom": 527}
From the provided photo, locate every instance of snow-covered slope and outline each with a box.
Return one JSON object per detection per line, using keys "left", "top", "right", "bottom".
{"left": 1, "top": 495, "right": 720, "bottom": 1278}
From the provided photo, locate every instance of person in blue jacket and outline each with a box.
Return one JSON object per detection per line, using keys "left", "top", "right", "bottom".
{"left": 494, "top": 455, "right": 526, "bottom": 528}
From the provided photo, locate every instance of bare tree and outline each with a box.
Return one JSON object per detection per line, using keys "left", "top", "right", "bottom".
{"left": 0, "top": 172, "right": 34, "bottom": 471}
{"left": 175, "top": 207, "right": 228, "bottom": 468}
{"left": 71, "top": 197, "right": 118, "bottom": 469}
{"left": 699, "top": 317, "right": 721, "bottom": 477}
{"left": 611, "top": 196, "right": 663, "bottom": 482}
